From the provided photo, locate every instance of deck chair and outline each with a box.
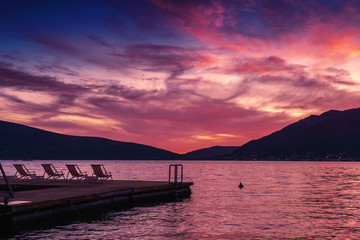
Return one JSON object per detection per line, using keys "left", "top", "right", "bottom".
{"left": 66, "top": 164, "right": 87, "bottom": 180}
{"left": 91, "top": 164, "right": 113, "bottom": 181}
{"left": 14, "top": 164, "right": 37, "bottom": 180}
{"left": 42, "top": 164, "right": 65, "bottom": 180}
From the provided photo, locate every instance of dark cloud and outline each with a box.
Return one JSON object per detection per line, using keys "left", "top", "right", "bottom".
{"left": 57, "top": 94, "right": 78, "bottom": 106}
{"left": 273, "top": 87, "right": 360, "bottom": 112}
{"left": 2, "top": 54, "right": 17, "bottom": 60}
{"left": 84, "top": 43, "right": 205, "bottom": 80}
{"left": 152, "top": 0, "right": 220, "bottom": 21}
{"left": 232, "top": 55, "right": 356, "bottom": 88}
{"left": 247, "top": 0, "right": 360, "bottom": 37}
{"left": 0, "top": 61, "right": 89, "bottom": 115}
{"left": 88, "top": 35, "right": 115, "bottom": 49}
{"left": 103, "top": 84, "right": 159, "bottom": 101}
{"left": 32, "top": 35, "right": 80, "bottom": 55}
{"left": 323, "top": 67, "right": 355, "bottom": 86}
{"left": 0, "top": 92, "right": 25, "bottom": 104}
{"left": 0, "top": 61, "right": 14, "bottom": 68}
{"left": 105, "top": 0, "right": 182, "bottom": 43}
{"left": 35, "top": 63, "right": 79, "bottom": 76}
{"left": 152, "top": 0, "right": 360, "bottom": 41}
{"left": 110, "top": 44, "right": 204, "bottom": 79}
{"left": 234, "top": 56, "right": 303, "bottom": 74}
{"left": 0, "top": 91, "right": 59, "bottom": 113}
{"left": 0, "top": 61, "right": 86, "bottom": 93}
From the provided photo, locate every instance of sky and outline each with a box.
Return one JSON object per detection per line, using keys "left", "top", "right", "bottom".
{"left": 1, "top": 0, "right": 360, "bottom": 153}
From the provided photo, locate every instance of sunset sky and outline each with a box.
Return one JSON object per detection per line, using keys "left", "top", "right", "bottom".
{"left": 1, "top": 0, "right": 360, "bottom": 153}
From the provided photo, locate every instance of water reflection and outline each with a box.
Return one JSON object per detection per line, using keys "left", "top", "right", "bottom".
{"left": 2, "top": 160, "right": 360, "bottom": 239}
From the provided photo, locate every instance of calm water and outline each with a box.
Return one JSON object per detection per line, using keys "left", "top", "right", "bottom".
{"left": 2, "top": 160, "right": 360, "bottom": 239}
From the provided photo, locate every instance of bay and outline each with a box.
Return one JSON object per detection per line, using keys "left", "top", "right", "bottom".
{"left": 2, "top": 160, "right": 360, "bottom": 239}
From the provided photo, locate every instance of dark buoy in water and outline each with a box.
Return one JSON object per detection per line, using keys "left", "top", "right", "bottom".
{"left": 238, "top": 182, "right": 244, "bottom": 189}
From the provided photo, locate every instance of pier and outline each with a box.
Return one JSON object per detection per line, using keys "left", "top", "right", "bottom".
{"left": 0, "top": 178, "right": 192, "bottom": 234}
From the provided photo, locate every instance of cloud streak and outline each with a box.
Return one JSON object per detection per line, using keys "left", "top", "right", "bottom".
{"left": 0, "top": 61, "right": 86, "bottom": 93}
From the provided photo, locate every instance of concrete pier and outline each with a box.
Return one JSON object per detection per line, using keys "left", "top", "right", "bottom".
{"left": 0, "top": 180, "right": 193, "bottom": 235}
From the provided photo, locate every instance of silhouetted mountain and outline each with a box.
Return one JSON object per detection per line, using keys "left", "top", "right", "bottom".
{"left": 0, "top": 120, "right": 179, "bottom": 160}
{"left": 233, "top": 108, "right": 360, "bottom": 160}
{"left": 183, "top": 146, "right": 239, "bottom": 159}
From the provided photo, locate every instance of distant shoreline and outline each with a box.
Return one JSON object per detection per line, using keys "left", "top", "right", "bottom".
{"left": 1, "top": 159, "right": 360, "bottom": 162}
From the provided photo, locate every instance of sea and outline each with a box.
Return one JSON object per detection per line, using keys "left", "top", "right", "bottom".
{"left": 2, "top": 160, "right": 360, "bottom": 239}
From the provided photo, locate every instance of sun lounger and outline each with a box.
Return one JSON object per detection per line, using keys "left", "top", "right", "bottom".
{"left": 42, "top": 164, "right": 65, "bottom": 180}
{"left": 14, "top": 164, "right": 37, "bottom": 180}
{"left": 91, "top": 164, "right": 113, "bottom": 181}
{"left": 66, "top": 164, "right": 87, "bottom": 180}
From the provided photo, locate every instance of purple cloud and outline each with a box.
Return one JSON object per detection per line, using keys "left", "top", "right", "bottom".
{"left": 0, "top": 61, "right": 86, "bottom": 93}
{"left": 88, "top": 35, "right": 115, "bottom": 49}
{"left": 32, "top": 35, "right": 80, "bottom": 55}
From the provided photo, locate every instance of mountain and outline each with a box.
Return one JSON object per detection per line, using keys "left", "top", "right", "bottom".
{"left": 233, "top": 108, "right": 360, "bottom": 160}
{"left": 183, "top": 146, "right": 239, "bottom": 159}
{"left": 0, "top": 120, "right": 179, "bottom": 160}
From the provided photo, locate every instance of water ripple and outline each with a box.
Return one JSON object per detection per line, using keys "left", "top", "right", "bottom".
{"left": 3, "top": 160, "right": 360, "bottom": 239}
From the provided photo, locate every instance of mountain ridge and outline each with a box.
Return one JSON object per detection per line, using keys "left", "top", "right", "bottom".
{"left": 0, "top": 120, "right": 180, "bottom": 160}
{"left": 232, "top": 107, "right": 360, "bottom": 160}
{"left": 3, "top": 107, "right": 360, "bottom": 161}
{"left": 183, "top": 146, "right": 239, "bottom": 159}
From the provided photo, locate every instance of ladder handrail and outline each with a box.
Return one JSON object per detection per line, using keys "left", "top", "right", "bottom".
{"left": 169, "top": 164, "right": 183, "bottom": 189}
{"left": 0, "top": 163, "right": 14, "bottom": 205}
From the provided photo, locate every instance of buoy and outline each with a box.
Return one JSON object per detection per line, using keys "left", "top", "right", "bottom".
{"left": 238, "top": 182, "right": 244, "bottom": 189}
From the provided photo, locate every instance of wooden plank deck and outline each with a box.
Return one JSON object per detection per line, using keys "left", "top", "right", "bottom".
{"left": 0, "top": 180, "right": 193, "bottom": 235}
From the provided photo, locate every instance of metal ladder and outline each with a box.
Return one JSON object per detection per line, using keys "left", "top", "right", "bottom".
{"left": 0, "top": 163, "right": 14, "bottom": 206}
{"left": 168, "top": 164, "right": 183, "bottom": 197}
